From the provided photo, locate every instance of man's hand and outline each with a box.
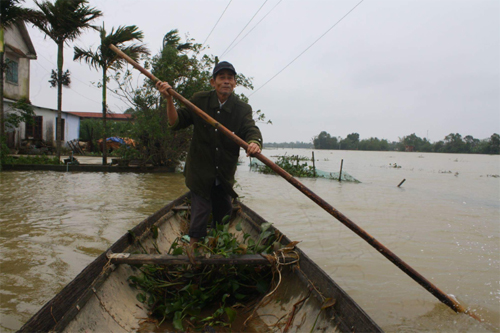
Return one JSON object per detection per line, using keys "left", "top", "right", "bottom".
{"left": 246, "top": 142, "right": 261, "bottom": 157}
{"left": 156, "top": 80, "right": 172, "bottom": 98}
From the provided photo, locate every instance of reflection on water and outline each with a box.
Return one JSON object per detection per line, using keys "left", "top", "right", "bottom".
{"left": 0, "top": 150, "right": 499, "bottom": 332}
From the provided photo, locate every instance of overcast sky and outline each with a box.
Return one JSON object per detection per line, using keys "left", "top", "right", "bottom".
{"left": 23, "top": 0, "right": 499, "bottom": 143}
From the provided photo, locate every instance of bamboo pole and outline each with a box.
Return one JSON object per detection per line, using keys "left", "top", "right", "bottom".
{"left": 109, "top": 44, "right": 480, "bottom": 321}
{"left": 107, "top": 252, "right": 295, "bottom": 266}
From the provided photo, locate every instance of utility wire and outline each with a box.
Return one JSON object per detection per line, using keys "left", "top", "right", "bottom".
{"left": 38, "top": 52, "right": 101, "bottom": 90}
{"left": 220, "top": 0, "right": 269, "bottom": 58}
{"left": 35, "top": 53, "right": 104, "bottom": 108}
{"left": 203, "top": 0, "right": 233, "bottom": 46}
{"left": 224, "top": 0, "right": 283, "bottom": 56}
{"left": 249, "top": 0, "right": 365, "bottom": 97}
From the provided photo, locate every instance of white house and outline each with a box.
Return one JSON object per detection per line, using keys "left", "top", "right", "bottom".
{"left": 4, "top": 99, "right": 80, "bottom": 146}
{"left": 3, "top": 21, "right": 80, "bottom": 149}
{"left": 3, "top": 22, "right": 36, "bottom": 102}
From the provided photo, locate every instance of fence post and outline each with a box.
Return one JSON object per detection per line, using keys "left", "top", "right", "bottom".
{"left": 312, "top": 151, "right": 316, "bottom": 177}
{"left": 339, "top": 159, "right": 344, "bottom": 182}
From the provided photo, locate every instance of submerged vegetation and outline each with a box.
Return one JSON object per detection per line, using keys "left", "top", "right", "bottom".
{"left": 253, "top": 155, "right": 317, "bottom": 178}
{"left": 251, "top": 154, "right": 360, "bottom": 182}
{"left": 128, "top": 221, "right": 284, "bottom": 331}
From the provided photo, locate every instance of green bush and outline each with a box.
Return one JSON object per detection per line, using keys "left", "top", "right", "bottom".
{"left": 2, "top": 154, "right": 61, "bottom": 165}
{"left": 254, "top": 155, "right": 317, "bottom": 177}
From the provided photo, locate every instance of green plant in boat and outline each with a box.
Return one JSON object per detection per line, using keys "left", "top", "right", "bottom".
{"left": 128, "top": 220, "right": 280, "bottom": 331}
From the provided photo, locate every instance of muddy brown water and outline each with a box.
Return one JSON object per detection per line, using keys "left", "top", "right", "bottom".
{"left": 1, "top": 149, "right": 499, "bottom": 332}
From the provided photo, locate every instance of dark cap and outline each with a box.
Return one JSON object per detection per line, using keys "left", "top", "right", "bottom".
{"left": 213, "top": 61, "right": 236, "bottom": 78}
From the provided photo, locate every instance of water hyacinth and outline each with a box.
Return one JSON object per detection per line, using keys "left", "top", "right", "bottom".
{"left": 128, "top": 221, "right": 281, "bottom": 331}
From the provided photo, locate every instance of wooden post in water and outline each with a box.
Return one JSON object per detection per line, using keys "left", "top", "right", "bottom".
{"left": 312, "top": 152, "right": 316, "bottom": 177}
{"left": 109, "top": 44, "right": 481, "bottom": 321}
{"left": 398, "top": 179, "right": 406, "bottom": 187}
{"left": 339, "top": 159, "right": 344, "bottom": 182}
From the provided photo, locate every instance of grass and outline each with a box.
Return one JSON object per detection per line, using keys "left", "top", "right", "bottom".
{"left": 3, "top": 155, "right": 62, "bottom": 165}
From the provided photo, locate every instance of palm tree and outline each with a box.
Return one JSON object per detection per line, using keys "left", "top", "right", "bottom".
{"left": 0, "top": 0, "right": 40, "bottom": 160}
{"left": 30, "top": 0, "right": 101, "bottom": 160}
{"left": 74, "top": 24, "right": 149, "bottom": 165}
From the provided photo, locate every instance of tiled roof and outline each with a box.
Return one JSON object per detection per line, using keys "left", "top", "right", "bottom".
{"left": 66, "top": 112, "right": 133, "bottom": 120}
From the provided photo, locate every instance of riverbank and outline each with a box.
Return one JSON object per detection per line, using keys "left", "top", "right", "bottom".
{"left": 2, "top": 155, "right": 175, "bottom": 173}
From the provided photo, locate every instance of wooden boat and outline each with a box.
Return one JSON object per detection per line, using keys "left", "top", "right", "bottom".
{"left": 19, "top": 193, "right": 382, "bottom": 332}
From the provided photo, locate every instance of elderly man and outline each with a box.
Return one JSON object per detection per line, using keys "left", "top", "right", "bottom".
{"left": 156, "top": 61, "right": 262, "bottom": 246}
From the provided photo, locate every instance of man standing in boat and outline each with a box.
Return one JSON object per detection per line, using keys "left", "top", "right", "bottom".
{"left": 156, "top": 61, "right": 262, "bottom": 247}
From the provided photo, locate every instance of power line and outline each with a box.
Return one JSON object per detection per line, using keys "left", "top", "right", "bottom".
{"left": 220, "top": 0, "right": 269, "bottom": 58}
{"left": 224, "top": 0, "right": 283, "bottom": 56}
{"left": 34, "top": 53, "right": 103, "bottom": 108}
{"left": 249, "top": 0, "right": 365, "bottom": 97}
{"left": 38, "top": 52, "right": 101, "bottom": 90}
{"left": 203, "top": 0, "right": 233, "bottom": 46}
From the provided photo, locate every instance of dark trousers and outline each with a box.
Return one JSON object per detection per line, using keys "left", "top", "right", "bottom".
{"left": 189, "top": 184, "right": 232, "bottom": 239}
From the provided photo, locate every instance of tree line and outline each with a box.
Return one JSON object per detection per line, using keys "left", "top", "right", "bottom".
{"left": 313, "top": 131, "right": 500, "bottom": 154}
{"left": 265, "top": 141, "right": 314, "bottom": 149}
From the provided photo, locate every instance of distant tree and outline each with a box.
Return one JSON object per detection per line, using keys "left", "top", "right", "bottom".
{"left": 420, "top": 138, "right": 433, "bottom": 152}
{"left": 433, "top": 140, "right": 444, "bottom": 152}
{"left": 306, "top": 131, "right": 498, "bottom": 155}
{"left": 487, "top": 133, "right": 500, "bottom": 154}
{"left": 443, "top": 133, "right": 466, "bottom": 153}
{"left": 313, "top": 131, "right": 337, "bottom": 149}
{"left": 358, "top": 137, "right": 389, "bottom": 151}
{"left": 30, "top": 0, "right": 102, "bottom": 160}
{"left": 398, "top": 133, "right": 432, "bottom": 152}
{"left": 463, "top": 135, "right": 480, "bottom": 153}
{"left": 340, "top": 133, "right": 359, "bottom": 150}
{"left": 74, "top": 24, "right": 149, "bottom": 165}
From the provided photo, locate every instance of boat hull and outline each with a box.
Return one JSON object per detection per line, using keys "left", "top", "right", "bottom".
{"left": 19, "top": 193, "right": 382, "bottom": 332}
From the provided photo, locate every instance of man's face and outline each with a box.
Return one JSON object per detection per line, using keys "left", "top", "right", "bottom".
{"left": 210, "top": 69, "right": 236, "bottom": 99}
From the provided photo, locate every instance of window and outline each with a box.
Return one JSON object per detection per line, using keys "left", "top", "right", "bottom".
{"left": 5, "top": 58, "right": 19, "bottom": 84}
{"left": 34, "top": 116, "right": 43, "bottom": 140}
{"left": 25, "top": 116, "right": 43, "bottom": 140}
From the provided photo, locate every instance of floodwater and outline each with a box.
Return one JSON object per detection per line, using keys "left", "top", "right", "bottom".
{"left": 0, "top": 149, "right": 499, "bottom": 332}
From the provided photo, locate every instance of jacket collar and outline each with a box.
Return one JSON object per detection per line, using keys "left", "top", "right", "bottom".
{"left": 209, "top": 90, "right": 235, "bottom": 113}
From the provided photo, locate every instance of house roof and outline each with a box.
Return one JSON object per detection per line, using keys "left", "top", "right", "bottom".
{"left": 5, "top": 22, "right": 37, "bottom": 59}
{"left": 17, "top": 22, "right": 37, "bottom": 59}
{"left": 66, "top": 112, "right": 133, "bottom": 120}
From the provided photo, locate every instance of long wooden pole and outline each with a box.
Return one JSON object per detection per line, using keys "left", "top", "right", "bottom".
{"left": 109, "top": 44, "right": 480, "bottom": 321}
{"left": 107, "top": 252, "right": 295, "bottom": 266}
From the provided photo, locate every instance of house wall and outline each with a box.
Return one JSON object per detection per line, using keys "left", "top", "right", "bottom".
{"left": 64, "top": 112, "right": 80, "bottom": 144}
{"left": 3, "top": 25, "right": 31, "bottom": 101}
{"left": 4, "top": 101, "right": 80, "bottom": 149}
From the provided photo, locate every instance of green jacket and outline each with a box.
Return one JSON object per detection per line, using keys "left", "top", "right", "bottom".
{"left": 171, "top": 90, "right": 263, "bottom": 199}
